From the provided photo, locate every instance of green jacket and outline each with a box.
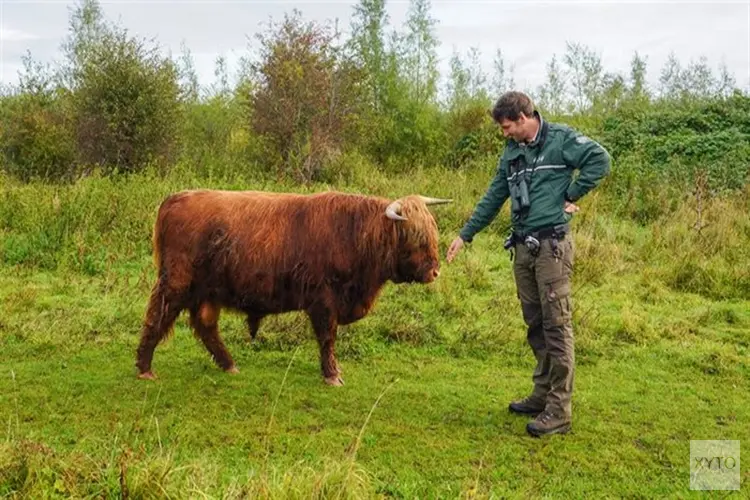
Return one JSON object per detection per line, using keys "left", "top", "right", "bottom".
{"left": 459, "top": 113, "right": 611, "bottom": 242}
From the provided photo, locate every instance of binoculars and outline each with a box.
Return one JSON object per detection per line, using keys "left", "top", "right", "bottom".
{"left": 510, "top": 177, "right": 530, "bottom": 214}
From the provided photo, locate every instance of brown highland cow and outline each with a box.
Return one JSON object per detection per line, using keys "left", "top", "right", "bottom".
{"left": 135, "top": 190, "right": 451, "bottom": 385}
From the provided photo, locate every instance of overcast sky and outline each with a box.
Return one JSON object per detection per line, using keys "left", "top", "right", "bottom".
{"left": 1, "top": 0, "right": 749, "bottom": 95}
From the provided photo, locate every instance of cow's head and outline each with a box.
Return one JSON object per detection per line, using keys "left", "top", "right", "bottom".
{"left": 386, "top": 195, "right": 452, "bottom": 284}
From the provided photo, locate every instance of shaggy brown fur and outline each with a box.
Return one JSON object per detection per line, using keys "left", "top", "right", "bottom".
{"left": 135, "top": 190, "right": 445, "bottom": 385}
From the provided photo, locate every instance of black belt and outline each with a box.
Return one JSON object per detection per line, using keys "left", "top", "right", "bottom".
{"left": 514, "top": 223, "right": 569, "bottom": 242}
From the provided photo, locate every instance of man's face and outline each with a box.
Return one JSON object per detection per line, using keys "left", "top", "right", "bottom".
{"left": 499, "top": 113, "right": 531, "bottom": 143}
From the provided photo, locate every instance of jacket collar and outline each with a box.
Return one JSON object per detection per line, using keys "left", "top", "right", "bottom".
{"left": 525, "top": 110, "right": 545, "bottom": 147}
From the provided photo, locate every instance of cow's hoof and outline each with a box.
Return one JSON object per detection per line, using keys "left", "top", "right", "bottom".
{"left": 138, "top": 371, "right": 157, "bottom": 380}
{"left": 225, "top": 366, "right": 240, "bottom": 374}
{"left": 324, "top": 375, "right": 345, "bottom": 386}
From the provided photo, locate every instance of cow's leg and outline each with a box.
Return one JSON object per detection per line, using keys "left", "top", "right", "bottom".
{"left": 189, "top": 303, "right": 238, "bottom": 373}
{"left": 307, "top": 304, "right": 343, "bottom": 386}
{"left": 136, "top": 281, "right": 184, "bottom": 379}
{"left": 246, "top": 313, "right": 264, "bottom": 340}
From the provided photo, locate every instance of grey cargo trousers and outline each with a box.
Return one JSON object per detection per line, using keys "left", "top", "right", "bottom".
{"left": 513, "top": 234, "right": 575, "bottom": 418}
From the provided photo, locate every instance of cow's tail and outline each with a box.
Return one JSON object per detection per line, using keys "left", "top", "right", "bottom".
{"left": 137, "top": 209, "right": 179, "bottom": 371}
{"left": 152, "top": 195, "right": 171, "bottom": 278}
{"left": 152, "top": 216, "right": 163, "bottom": 277}
{"left": 146, "top": 197, "right": 174, "bottom": 340}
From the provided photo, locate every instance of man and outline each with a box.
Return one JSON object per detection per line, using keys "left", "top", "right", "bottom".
{"left": 446, "top": 91, "right": 610, "bottom": 437}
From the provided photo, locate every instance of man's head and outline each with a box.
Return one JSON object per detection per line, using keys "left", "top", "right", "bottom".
{"left": 490, "top": 91, "right": 539, "bottom": 144}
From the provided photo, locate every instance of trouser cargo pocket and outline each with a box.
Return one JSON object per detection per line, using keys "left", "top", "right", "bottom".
{"left": 544, "top": 277, "right": 571, "bottom": 328}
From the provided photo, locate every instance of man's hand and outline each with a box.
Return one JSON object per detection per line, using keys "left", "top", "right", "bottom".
{"left": 564, "top": 201, "right": 580, "bottom": 214}
{"left": 446, "top": 237, "right": 465, "bottom": 263}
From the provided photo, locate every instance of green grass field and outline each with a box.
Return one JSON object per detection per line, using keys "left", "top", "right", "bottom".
{"left": 1, "top": 168, "right": 749, "bottom": 497}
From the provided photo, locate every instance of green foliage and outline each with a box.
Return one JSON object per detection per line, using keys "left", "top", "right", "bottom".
{"left": 179, "top": 94, "right": 256, "bottom": 179}
{"left": 536, "top": 54, "right": 566, "bottom": 115}
{"left": 67, "top": 4, "right": 181, "bottom": 174}
{"left": 347, "top": 0, "right": 447, "bottom": 171}
{"left": 563, "top": 42, "right": 605, "bottom": 112}
{"left": 0, "top": 90, "right": 77, "bottom": 181}
{"left": 249, "top": 10, "right": 363, "bottom": 183}
{"left": 0, "top": 53, "right": 78, "bottom": 180}
{"left": 402, "top": 0, "right": 440, "bottom": 105}
{"left": 1, "top": 0, "right": 748, "bottom": 190}
{"left": 659, "top": 53, "right": 735, "bottom": 100}
{"left": 443, "top": 104, "right": 502, "bottom": 169}
{"left": 0, "top": 170, "right": 173, "bottom": 272}
{"left": 369, "top": 92, "right": 447, "bottom": 170}
{"left": 0, "top": 0, "right": 181, "bottom": 180}
{"left": 601, "top": 93, "right": 750, "bottom": 194}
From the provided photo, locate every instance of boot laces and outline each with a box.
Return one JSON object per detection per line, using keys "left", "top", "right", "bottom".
{"left": 538, "top": 410, "right": 555, "bottom": 423}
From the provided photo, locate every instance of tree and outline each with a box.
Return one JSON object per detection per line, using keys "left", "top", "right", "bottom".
{"left": 658, "top": 52, "right": 682, "bottom": 99}
{"left": 563, "top": 42, "right": 603, "bottom": 112}
{"left": 629, "top": 51, "right": 648, "bottom": 100}
{"left": 681, "top": 56, "right": 717, "bottom": 99}
{"left": 491, "top": 49, "right": 515, "bottom": 97}
{"left": 64, "top": 0, "right": 181, "bottom": 173}
{"left": 346, "top": 0, "right": 445, "bottom": 169}
{"left": 446, "top": 48, "right": 470, "bottom": 110}
{"left": 250, "top": 10, "right": 361, "bottom": 182}
{"left": 659, "top": 53, "right": 726, "bottom": 100}
{"left": 466, "top": 47, "right": 487, "bottom": 99}
{"left": 176, "top": 41, "right": 200, "bottom": 103}
{"left": 60, "top": 0, "right": 107, "bottom": 90}
{"left": 594, "top": 72, "right": 626, "bottom": 112}
{"left": 211, "top": 55, "right": 230, "bottom": 98}
{"left": 491, "top": 49, "right": 508, "bottom": 97}
{"left": 716, "top": 62, "right": 736, "bottom": 97}
{"left": 0, "top": 53, "right": 76, "bottom": 180}
{"left": 403, "top": 0, "right": 439, "bottom": 104}
{"left": 537, "top": 54, "right": 567, "bottom": 115}
{"left": 348, "top": 0, "right": 389, "bottom": 111}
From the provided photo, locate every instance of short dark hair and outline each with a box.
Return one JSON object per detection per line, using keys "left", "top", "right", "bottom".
{"left": 490, "top": 91, "right": 534, "bottom": 123}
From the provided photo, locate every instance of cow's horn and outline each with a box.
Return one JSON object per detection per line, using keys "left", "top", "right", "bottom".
{"left": 385, "top": 200, "right": 408, "bottom": 221}
{"left": 419, "top": 196, "right": 453, "bottom": 206}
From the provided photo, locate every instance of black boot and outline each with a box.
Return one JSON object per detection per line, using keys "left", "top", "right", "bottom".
{"left": 508, "top": 396, "right": 545, "bottom": 416}
{"left": 526, "top": 410, "right": 571, "bottom": 437}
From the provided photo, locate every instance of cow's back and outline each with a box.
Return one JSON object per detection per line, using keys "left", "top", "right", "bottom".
{"left": 153, "top": 190, "right": 395, "bottom": 313}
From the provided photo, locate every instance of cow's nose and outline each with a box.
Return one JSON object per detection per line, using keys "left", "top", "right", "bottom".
{"left": 432, "top": 268, "right": 440, "bottom": 279}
